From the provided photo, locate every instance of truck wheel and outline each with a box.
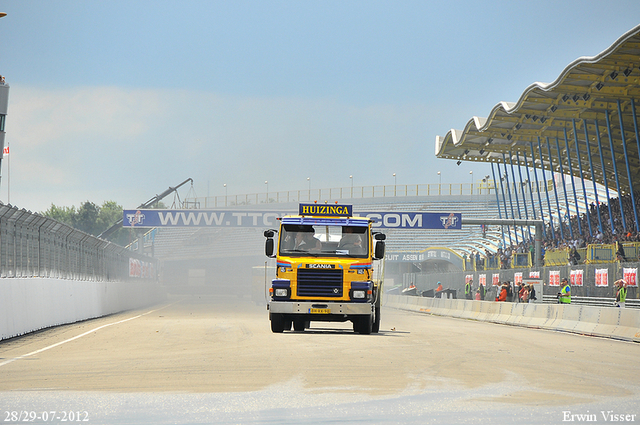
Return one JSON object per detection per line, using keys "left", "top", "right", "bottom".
{"left": 270, "top": 313, "right": 285, "bottom": 333}
{"left": 356, "top": 315, "right": 373, "bottom": 335}
{"left": 372, "top": 305, "right": 381, "bottom": 333}
{"left": 293, "top": 320, "right": 306, "bottom": 332}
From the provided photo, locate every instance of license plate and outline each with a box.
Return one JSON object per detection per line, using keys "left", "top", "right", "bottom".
{"left": 309, "top": 308, "right": 330, "bottom": 314}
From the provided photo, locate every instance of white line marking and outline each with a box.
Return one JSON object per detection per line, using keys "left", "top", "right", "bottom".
{"left": 0, "top": 303, "right": 175, "bottom": 368}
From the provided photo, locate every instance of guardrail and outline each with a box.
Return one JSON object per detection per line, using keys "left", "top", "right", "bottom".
{"left": 386, "top": 294, "right": 640, "bottom": 342}
{"left": 542, "top": 295, "right": 639, "bottom": 308}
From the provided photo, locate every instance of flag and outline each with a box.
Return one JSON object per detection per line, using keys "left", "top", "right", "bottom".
{"left": 2, "top": 145, "right": 8, "bottom": 156}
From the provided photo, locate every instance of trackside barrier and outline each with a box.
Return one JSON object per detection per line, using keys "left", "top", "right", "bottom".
{"left": 0, "top": 278, "right": 166, "bottom": 340}
{"left": 386, "top": 294, "right": 640, "bottom": 343}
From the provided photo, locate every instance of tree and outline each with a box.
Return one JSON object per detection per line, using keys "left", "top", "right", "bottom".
{"left": 74, "top": 201, "right": 100, "bottom": 235}
{"left": 42, "top": 204, "right": 76, "bottom": 226}
{"left": 42, "top": 201, "right": 129, "bottom": 244}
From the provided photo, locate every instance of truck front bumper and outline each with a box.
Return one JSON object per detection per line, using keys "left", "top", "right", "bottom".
{"left": 269, "top": 301, "right": 373, "bottom": 315}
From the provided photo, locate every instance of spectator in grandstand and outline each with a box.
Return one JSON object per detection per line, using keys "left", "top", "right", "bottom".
{"left": 616, "top": 241, "right": 627, "bottom": 262}
{"left": 474, "top": 251, "right": 482, "bottom": 269}
{"left": 569, "top": 247, "right": 581, "bottom": 265}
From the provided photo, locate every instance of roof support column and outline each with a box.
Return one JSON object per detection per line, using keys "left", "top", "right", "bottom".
{"left": 516, "top": 151, "right": 532, "bottom": 241}
{"left": 546, "top": 137, "right": 565, "bottom": 240}
{"left": 502, "top": 152, "right": 519, "bottom": 245}
{"left": 554, "top": 137, "right": 574, "bottom": 239}
{"left": 605, "top": 110, "right": 626, "bottom": 232}
{"left": 508, "top": 151, "right": 527, "bottom": 242}
{"left": 491, "top": 162, "right": 507, "bottom": 249}
{"left": 495, "top": 161, "right": 513, "bottom": 246}
{"left": 631, "top": 98, "right": 640, "bottom": 205}
{"left": 595, "top": 119, "right": 615, "bottom": 234}
{"left": 617, "top": 99, "right": 639, "bottom": 232}
{"left": 522, "top": 151, "right": 537, "bottom": 219}
{"left": 536, "top": 137, "right": 555, "bottom": 240}
{"left": 572, "top": 119, "right": 593, "bottom": 237}
{"left": 583, "top": 119, "right": 603, "bottom": 234}
{"left": 525, "top": 146, "right": 547, "bottom": 239}
{"left": 563, "top": 128, "right": 582, "bottom": 236}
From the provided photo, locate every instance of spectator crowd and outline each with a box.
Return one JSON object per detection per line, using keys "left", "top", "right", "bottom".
{"left": 465, "top": 190, "right": 640, "bottom": 268}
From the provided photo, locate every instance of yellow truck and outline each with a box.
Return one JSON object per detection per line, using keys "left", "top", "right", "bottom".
{"left": 264, "top": 203, "right": 385, "bottom": 334}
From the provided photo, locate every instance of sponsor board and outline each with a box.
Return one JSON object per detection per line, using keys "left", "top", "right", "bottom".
{"left": 123, "top": 209, "right": 463, "bottom": 230}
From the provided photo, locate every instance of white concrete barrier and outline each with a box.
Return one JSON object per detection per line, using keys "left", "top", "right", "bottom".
{"left": 386, "top": 294, "right": 640, "bottom": 343}
{"left": 0, "top": 278, "right": 165, "bottom": 341}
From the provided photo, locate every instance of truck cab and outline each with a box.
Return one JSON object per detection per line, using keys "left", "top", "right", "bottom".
{"left": 264, "top": 203, "right": 385, "bottom": 334}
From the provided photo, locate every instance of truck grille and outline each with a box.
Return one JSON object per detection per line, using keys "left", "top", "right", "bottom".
{"left": 297, "top": 268, "right": 343, "bottom": 297}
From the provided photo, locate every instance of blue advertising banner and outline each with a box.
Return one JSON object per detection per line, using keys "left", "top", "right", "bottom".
{"left": 123, "top": 209, "right": 462, "bottom": 230}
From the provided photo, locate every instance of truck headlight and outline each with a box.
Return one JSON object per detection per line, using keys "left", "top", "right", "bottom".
{"left": 352, "top": 290, "right": 366, "bottom": 299}
{"left": 275, "top": 288, "right": 288, "bottom": 297}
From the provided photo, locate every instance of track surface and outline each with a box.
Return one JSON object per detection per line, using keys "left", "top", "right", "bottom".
{"left": 1, "top": 295, "right": 639, "bottom": 423}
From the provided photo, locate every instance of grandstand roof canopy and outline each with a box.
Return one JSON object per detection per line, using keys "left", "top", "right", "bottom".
{"left": 436, "top": 24, "right": 640, "bottom": 195}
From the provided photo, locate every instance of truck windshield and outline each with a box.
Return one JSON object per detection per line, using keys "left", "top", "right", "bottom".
{"left": 279, "top": 224, "right": 369, "bottom": 258}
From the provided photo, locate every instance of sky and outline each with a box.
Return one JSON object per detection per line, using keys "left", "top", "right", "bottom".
{"left": 0, "top": 1, "right": 639, "bottom": 213}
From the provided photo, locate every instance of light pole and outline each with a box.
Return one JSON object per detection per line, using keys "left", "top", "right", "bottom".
{"left": 265, "top": 180, "right": 268, "bottom": 202}
{"left": 349, "top": 175, "right": 353, "bottom": 198}
{"left": 469, "top": 170, "right": 473, "bottom": 194}
{"left": 307, "top": 177, "right": 310, "bottom": 200}
{"left": 393, "top": 173, "right": 396, "bottom": 196}
{"left": 0, "top": 12, "right": 6, "bottom": 204}
{"left": 437, "top": 171, "right": 441, "bottom": 195}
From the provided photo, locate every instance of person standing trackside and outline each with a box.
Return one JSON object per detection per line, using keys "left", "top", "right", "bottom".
{"left": 465, "top": 279, "right": 473, "bottom": 300}
{"left": 614, "top": 279, "right": 627, "bottom": 308}
{"left": 495, "top": 283, "right": 507, "bottom": 302}
{"left": 558, "top": 278, "right": 571, "bottom": 304}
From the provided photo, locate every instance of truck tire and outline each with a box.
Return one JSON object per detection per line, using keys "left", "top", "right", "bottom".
{"left": 293, "top": 319, "right": 306, "bottom": 332}
{"left": 372, "top": 305, "right": 381, "bottom": 333}
{"left": 270, "top": 313, "right": 285, "bottom": 333}
{"left": 355, "top": 315, "right": 373, "bottom": 335}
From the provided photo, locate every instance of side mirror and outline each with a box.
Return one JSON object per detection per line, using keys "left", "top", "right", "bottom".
{"left": 374, "top": 232, "right": 386, "bottom": 241}
{"left": 264, "top": 230, "right": 276, "bottom": 238}
{"left": 265, "top": 238, "right": 275, "bottom": 257}
{"left": 374, "top": 241, "right": 385, "bottom": 260}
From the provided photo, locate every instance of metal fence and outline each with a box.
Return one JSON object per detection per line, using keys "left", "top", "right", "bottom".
{"left": 187, "top": 183, "right": 496, "bottom": 208}
{"left": 0, "top": 203, "right": 155, "bottom": 281}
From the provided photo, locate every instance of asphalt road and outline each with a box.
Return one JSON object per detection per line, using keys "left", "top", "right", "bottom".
{"left": 1, "top": 295, "right": 639, "bottom": 424}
